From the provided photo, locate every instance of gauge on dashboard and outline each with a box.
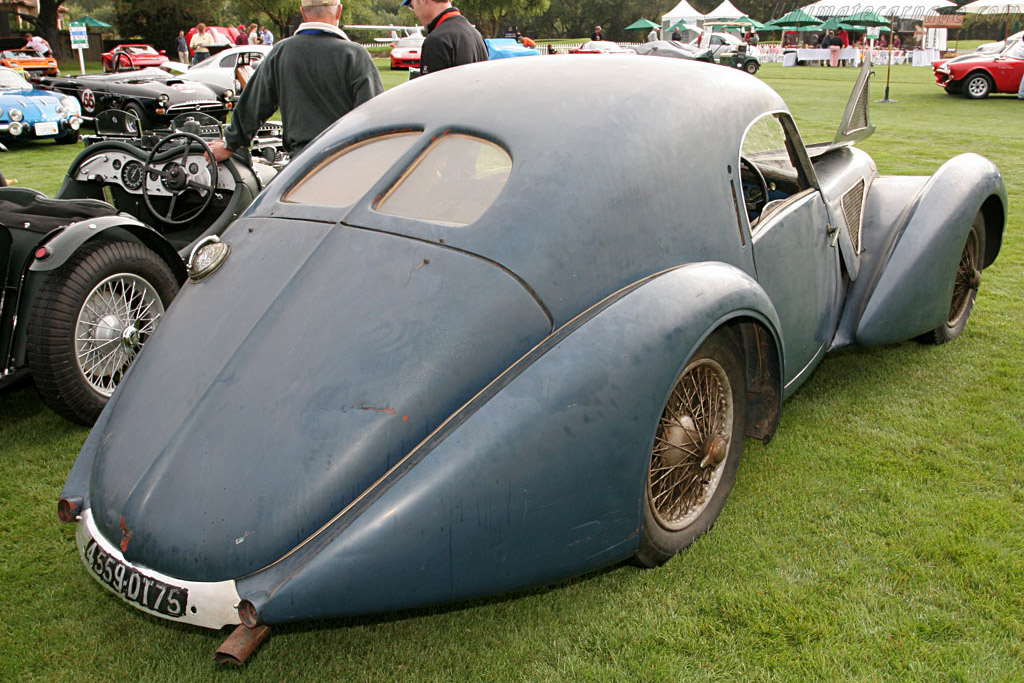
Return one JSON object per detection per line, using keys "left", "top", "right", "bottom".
{"left": 121, "top": 160, "right": 145, "bottom": 191}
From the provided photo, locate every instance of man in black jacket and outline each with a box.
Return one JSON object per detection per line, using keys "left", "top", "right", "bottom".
{"left": 402, "top": 0, "right": 487, "bottom": 75}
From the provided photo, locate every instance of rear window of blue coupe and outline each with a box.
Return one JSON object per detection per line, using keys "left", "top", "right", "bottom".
{"left": 284, "top": 132, "right": 512, "bottom": 226}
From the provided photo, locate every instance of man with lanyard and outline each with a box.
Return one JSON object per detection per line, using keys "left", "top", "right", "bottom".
{"left": 401, "top": 0, "right": 487, "bottom": 75}
{"left": 210, "top": 0, "right": 382, "bottom": 162}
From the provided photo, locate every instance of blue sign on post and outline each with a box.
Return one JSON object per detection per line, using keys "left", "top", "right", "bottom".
{"left": 70, "top": 22, "right": 89, "bottom": 74}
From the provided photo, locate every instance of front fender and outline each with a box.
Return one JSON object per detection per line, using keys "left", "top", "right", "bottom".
{"left": 235, "top": 262, "right": 784, "bottom": 625}
{"left": 853, "top": 153, "right": 1005, "bottom": 347}
{"left": 29, "top": 214, "right": 186, "bottom": 283}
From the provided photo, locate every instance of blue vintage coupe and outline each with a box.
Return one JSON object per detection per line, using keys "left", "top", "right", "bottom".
{"left": 59, "top": 57, "right": 1005, "bottom": 664}
{"left": 0, "top": 66, "right": 81, "bottom": 144}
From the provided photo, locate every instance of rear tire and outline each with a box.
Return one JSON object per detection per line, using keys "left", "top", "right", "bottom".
{"left": 635, "top": 329, "right": 747, "bottom": 568}
{"left": 743, "top": 60, "right": 759, "bottom": 74}
{"left": 917, "top": 212, "right": 985, "bottom": 345}
{"left": 26, "top": 240, "right": 179, "bottom": 425}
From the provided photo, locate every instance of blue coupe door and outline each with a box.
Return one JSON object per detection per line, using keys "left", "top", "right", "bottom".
{"left": 740, "top": 113, "right": 842, "bottom": 394}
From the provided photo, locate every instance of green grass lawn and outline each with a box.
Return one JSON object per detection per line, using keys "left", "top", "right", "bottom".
{"left": 1, "top": 62, "right": 1022, "bottom": 680}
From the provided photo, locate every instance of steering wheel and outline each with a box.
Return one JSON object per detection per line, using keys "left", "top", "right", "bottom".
{"left": 143, "top": 131, "right": 219, "bottom": 226}
{"left": 739, "top": 156, "right": 769, "bottom": 220}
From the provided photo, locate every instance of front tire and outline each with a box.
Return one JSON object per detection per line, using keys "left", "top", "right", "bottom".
{"left": 743, "top": 60, "right": 759, "bottom": 74}
{"left": 55, "top": 130, "right": 79, "bottom": 145}
{"left": 917, "top": 213, "right": 985, "bottom": 345}
{"left": 963, "top": 73, "right": 992, "bottom": 99}
{"left": 635, "top": 329, "right": 747, "bottom": 568}
{"left": 26, "top": 240, "right": 179, "bottom": 425}
{"left": 125, "top": 102, "right": 149, "bottom": 131}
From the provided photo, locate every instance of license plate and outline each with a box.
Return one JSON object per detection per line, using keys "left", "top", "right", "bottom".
{"left": 34, "top": 121, "right": 58, "bottom": 136}
{"left": 84, "top": 539, "right": 188, "bottom": 618}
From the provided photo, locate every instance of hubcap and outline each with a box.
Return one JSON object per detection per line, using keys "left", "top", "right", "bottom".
{"left": 75, "top": 273, "right": 164, "bottom": 397}
{"left": 649, "top": 357, "right": 733, "bottom": 531}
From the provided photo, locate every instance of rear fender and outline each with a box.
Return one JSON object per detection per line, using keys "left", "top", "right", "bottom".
{"left": 842, "top": 154, "right": 1005, "bottom": 348}
{"left": 235, "top": 262, "right": 784, "bottom": 625}
{"left": 28, "top": 215, "right": 186, "bottom": 282}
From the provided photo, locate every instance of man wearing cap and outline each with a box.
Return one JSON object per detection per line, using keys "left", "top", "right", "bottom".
{"left": 402, "top": 0, "right": 487, "bottom": 75}
{"left": 210, "top": 0, "right": 382, "bottom": 162}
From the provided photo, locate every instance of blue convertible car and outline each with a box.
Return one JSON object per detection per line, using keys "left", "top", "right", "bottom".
{"left": 0, "top": 66, "right": 81, "bottom": 144}
{"left": 59, "top": 57, "right": 1005, "bottom": 663}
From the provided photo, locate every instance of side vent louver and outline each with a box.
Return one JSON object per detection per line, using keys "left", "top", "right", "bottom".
{"left": 841, "top": 180, "right": 865, "bottom": 254}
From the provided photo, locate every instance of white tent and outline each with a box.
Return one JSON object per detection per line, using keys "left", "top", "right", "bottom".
{"left": 799, "top": 0, "right": 956, "bottom": 20}
{"left": 663, "top": 0, "right": 706, "bottom": 28}
{"left": 704, "top": 0, "right": 747, "bottom": 20}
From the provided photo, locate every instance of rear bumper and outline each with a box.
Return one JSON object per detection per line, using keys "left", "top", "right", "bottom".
{"left": 76, "top": 509, "right": 242, "bottom": 630}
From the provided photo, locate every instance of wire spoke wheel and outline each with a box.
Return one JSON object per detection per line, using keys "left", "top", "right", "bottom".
{"left": 635, "top": 329, "right": 747, "bottom": 568}
{"left": 74, "top": 273, "right": 165, "bottom": 397}
{"left": 947, "top": 225, "right": 980, "bottom": 328}
{"left": 918, "top": 212, "right": 985, "bottom": 346}
{"left": 649, "top": 357, "right": 733, "bottom": 531}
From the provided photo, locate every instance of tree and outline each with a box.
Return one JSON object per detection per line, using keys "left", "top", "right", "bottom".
{"left": 114, "top": 0, "right": 226, "bottom": 53}
{"left": 459, "top": 0, "right": 550, "bottom": 38}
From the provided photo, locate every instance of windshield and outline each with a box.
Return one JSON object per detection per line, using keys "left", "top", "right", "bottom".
{"left": 396, "top": 37, "right": 423, "bottom": 48}
{"left": 0, "top": 69, "right": 30, "bottom": 89}
{"left": 122, "top": 45, "right": 157, "bottom": 55}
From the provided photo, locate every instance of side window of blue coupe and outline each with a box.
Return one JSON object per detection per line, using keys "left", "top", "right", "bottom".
{"left": 375, "top": 134, "right": 512, "bottom": 227}
{"left": 740, "top": 113, "right": 814, "bottom": 231}
{"left": 284, "top": 132, "right": 420, "bottom": 208}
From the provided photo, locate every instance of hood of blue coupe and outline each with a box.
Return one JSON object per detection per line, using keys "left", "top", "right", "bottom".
{"left": 88, "top": 219, "right": 551, "bottom": 582}
{"left": 0, "top": 89, "right": 61, "bottom": 118}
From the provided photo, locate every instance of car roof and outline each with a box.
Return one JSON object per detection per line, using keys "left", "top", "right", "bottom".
{"left": 262, "top": 57, "right": 786, "bottom": 324}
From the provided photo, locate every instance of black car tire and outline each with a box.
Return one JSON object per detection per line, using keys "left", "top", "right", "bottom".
{"left": 917, "top": 212, "right": 985, "bottom": 345}
{"left": 55, "top": 130, "right": 79, "bottom": 145}
{"left": 743, "top": 60, "right": 759, "bottom": 74}
{"left": 963, "top": 73, "right": 992, "bottom": 99}
{"left": 635, "top": 328, "right": 747, "bottom": 568}
{"left": 26, "top": 240, "right": 179, "bottom": 425}
{"left": 125, "top": 102, "right": 149, "bottom": 131}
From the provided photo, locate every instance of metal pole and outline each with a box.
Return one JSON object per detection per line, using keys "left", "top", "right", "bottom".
{"left": 878, "top": 17, "right": 897, "bottom": 102}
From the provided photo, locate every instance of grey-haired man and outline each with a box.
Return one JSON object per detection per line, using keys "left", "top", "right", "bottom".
{"left": 210, "top": 0, "right": 383, "bottom": 161}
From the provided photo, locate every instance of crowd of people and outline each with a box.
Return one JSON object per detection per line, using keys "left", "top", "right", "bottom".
{"left": 177, "top": 22, "right": 276, "bottom": 66}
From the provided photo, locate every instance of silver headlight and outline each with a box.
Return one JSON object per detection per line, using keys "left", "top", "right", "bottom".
{"left": 157, "top": 94, "right": 169, "bottom": 106}
{"left": 61, "top": 95, "right": 80, "bottom": 114}
{"left": 222, "top": 89, "right": 235, "bottom": 100}
{"left": 9, "top": 108, "right": 23, "bottom": 122}
{"left": 0, "top": 106, "right": 4, "bottom": 118}
{"left": 9, "top": 121, "right": 24, "bottom": 135}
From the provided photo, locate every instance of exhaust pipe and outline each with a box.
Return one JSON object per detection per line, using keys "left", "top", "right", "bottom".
{"left": 214, "top": 624, "right": 271, "bottom": 666}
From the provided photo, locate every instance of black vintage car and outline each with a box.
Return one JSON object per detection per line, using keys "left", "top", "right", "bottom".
{"left": 0, "top": 111, "right": 276, "bottom": 424}
{"left": 38, "top": 68, "right": 235, "bottom": 130}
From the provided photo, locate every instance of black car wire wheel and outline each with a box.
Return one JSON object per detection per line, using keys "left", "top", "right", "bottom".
{"left": 74, "top": 272, "right": 165, "bottom": 396}
{"left": 27, "top": 240, "right": 179, "bottom": 425}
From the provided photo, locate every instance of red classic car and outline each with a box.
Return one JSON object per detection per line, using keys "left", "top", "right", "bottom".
{"left": 0, "top": 49, "right": 59, "bottom": 77}
{"left": 101, "top": 44, "right": 169, "bottom": 72}
{"left": 932, "top": 39, "right": 1024, "bottom": 98}
{"left": 570, "top": 40, "right": 632, "bottom": 55}
{"left": 390, "top": 36, "right": 423, "bottom": 69}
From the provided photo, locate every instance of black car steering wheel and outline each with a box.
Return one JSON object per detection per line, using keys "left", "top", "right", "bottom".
{"left": 143, "top": 131, "right": 219, "bottom": 226}
{"left": 739, "top": 156, "right": 769, "bottom": 221}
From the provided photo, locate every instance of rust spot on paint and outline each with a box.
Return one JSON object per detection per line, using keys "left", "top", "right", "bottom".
{"left": 119, "top": 516, "right": 132, "bottom": 553}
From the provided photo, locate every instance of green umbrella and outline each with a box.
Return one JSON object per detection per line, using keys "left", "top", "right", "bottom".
{"left": 766, "top": 9, "right": 822, "bottom": 27}
{"left": 819, "top": 17, "right": 857, "bottom": 31}
{"left": 71, "top": 15, "right": 113, "bottom": 29}
{"left": 625, "top": 18, "right": 662, "bottom": 31}
{"left": 733, "top": 17, "right": 768, "bottom": 31}
{"left": 844, "top": 11, "right": 891, "bottom": 27}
